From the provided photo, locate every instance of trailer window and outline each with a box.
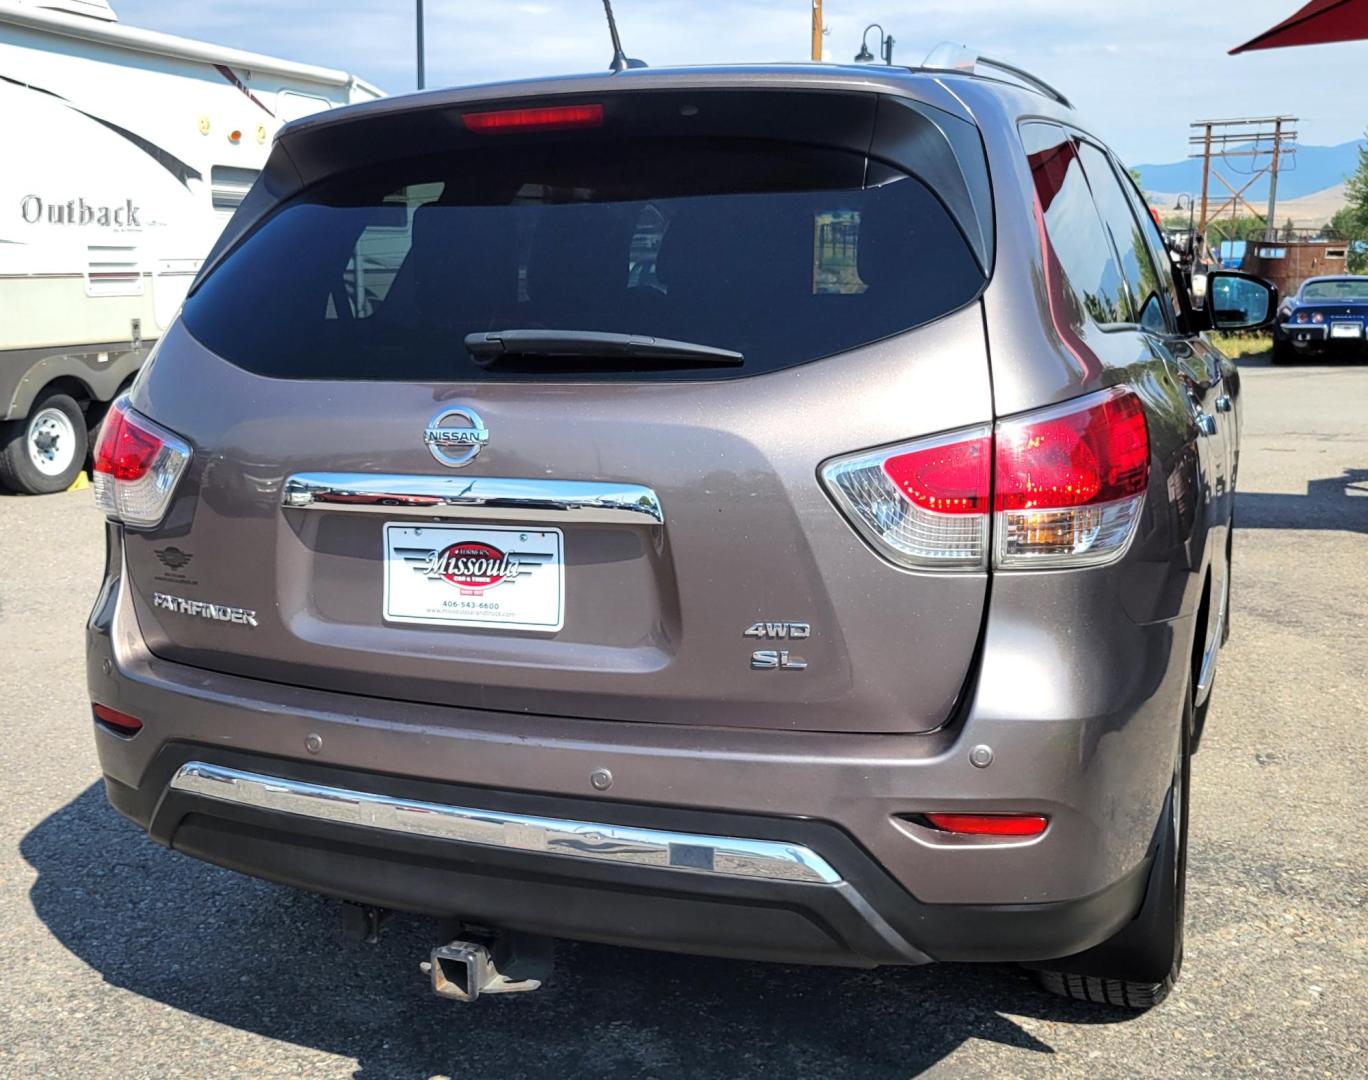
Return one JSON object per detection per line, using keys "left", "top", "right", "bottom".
{"left": 211, "top": 167, "right": 260, "bottom": 215}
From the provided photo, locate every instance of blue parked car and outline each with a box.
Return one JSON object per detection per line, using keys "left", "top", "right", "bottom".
{"left": 1272, "top": 275, "right": 1368, "bottom": 364}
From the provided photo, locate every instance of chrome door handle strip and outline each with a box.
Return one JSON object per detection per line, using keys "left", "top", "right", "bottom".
{"left": 170, "top": 762, "right": 841, "bottom": 885}
{"left": 283, "top": 473, "right": 664, "bottom": 525}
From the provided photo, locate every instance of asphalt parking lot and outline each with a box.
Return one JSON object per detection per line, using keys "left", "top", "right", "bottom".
{"left": 1, "top": 353, "right": 1364, "bottom": 1079}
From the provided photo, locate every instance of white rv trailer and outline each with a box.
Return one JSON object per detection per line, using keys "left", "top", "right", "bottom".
{"left": 0, "top": 0, "right": 382, "bottom": 493}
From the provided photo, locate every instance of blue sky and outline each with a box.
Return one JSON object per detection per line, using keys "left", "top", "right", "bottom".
{"left": 114, "top": 1, "right": 1367, "bottom": 164}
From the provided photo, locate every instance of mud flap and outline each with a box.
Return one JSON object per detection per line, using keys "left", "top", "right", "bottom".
{"left": 1021, "top": 784, "right": 1178, "bottom": 985}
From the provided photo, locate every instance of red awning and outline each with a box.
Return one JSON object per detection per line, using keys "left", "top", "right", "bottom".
{"left": 1230, "top": 0, "right": 1368, "bottom": 53}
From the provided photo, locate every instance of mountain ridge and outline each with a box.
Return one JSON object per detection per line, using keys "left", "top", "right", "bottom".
{"left": 1134, "top": 139, "right": 1364, "bottom": 203}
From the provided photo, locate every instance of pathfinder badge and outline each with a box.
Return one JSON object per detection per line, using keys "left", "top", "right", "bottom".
{"left": 153, "top": 592, "right": 258, "bottom": 627}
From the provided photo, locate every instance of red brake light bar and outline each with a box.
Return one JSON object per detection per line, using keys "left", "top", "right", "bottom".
{"left": 462, "top": 103, "right": 604, "bottom": 134}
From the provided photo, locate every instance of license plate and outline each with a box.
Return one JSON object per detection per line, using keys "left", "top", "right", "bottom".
{"left": 384, "top": 523, "right": 564, "bottom": 631}
{"left": 1330, "top": 322, "right": 1362, "bottom": 339}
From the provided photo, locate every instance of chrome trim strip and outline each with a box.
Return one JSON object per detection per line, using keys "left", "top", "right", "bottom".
{"left": 169, "top": 762, "right": 842, "bottom": 885}
{"left": 282, "top": 473, "right": 664, "bottom": 526}
{"left": 1195, "top": 565, "right": 1229, "bottom": 702}
{"left": 1279, "top": 323, "right": 1328, "bottom": 336}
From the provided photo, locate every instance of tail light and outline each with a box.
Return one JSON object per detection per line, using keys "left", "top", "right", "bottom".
{"left": 1311, "top": 311, "right": 1325, "bottom": 324}
{"left": 1295, "top": 311, "right": 1309, "bottom": 323}
{"left": 821, "top": 427, "right": 991, "bottom": 570}
{"left": 92, "top": 398, "right": 191, "bottom": 527}
{"left": 994, "top": 387, "right": 1148, "bottom": 568}
{"left": 821, "top": 387, "right": 1148, "bottom": 571}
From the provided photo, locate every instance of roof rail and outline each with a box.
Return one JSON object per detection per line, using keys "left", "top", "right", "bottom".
{"left": 921, "top": 42, "right": 1073, "bottom": 110}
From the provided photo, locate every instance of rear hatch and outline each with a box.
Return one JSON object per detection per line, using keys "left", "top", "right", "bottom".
{"left": 121, "top": 80, "right": 997, "bottom": 734}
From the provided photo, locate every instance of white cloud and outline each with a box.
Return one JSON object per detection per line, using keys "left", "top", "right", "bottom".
{"left": 110, "top": 1, "right": 1368, "bottom": 163}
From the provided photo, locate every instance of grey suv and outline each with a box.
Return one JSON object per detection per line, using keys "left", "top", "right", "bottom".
{"left": 86, "top": 61, "right": 1275, "bottom": 1008}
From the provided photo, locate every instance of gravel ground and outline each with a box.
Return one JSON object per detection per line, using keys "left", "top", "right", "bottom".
{"left": 0, "top": 354, "right": 1364, "bottom": 1079}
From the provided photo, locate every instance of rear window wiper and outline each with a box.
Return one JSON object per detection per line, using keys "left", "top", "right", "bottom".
{"left": 464, "top": 330, "right": 744, "bottom": 367}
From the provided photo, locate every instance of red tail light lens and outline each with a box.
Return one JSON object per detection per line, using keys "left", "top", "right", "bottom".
{"left": 995, "top": 388, "right": 1148, "bottom": 511}
{"left": 92, "top": 398, "right": 191, "bottom": 527}
{"left": 93, "top": 704, "right": 142, "bottom": 735}
{"left": 1295, "top": 311, "right": 1309, "bottom": 324}
{"left": 924, "top": 813, "right": 1048, "bottom": 837}
{"left": 882, "top": 436, "right": 991, "bottom": 515}
{"left": 94, "top": 399, "right": 162, "bottom": 481}
{"left": 462, "top": 103, "right": 604, "bottom": 133}
{"left": 993, "top": 387, "right": 1148, "bottom": 568}
{"left": 1311, "top": 311, "right": 1325, "bottom": 324}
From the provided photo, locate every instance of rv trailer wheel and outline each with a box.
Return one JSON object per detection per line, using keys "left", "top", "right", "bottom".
{"left": 0, "top": 391, "right": 89, "bottom": 495}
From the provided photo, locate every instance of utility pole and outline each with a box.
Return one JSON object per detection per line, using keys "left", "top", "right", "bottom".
{"left": 1189, "top": 115, "right": 1297, "bottom": 245}
{"left": 1197, "top": 122, "right": 1212, "bottom": 237}
{"left": 1265, "top": 117, "right": 1284, "bottom": 242}
{"left": 416, "top": 0, "right": 426, "bottom": 90}
{"left": 811, "top": 0, "right": 823, "bottom": 61}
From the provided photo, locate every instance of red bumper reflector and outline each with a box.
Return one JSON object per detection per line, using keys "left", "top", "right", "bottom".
{"left": 93, "top": 704, "right": 142, "bottom": 735}
{"left": 924, "top": 813, "right": 1048, "bottom": 837}
{"left": 462, "top": 103, "right": 604, "bottom": 133}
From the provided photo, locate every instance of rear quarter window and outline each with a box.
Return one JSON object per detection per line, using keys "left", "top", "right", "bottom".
{"left": 1020, "top": 121, "right": 1134, "bottom": 331}
{"left": 181, "top": 137, "right": 987, "bottom": 381}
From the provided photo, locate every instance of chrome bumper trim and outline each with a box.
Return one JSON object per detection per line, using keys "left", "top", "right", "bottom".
{"left": 169, "top": 762, "right": 842, "bottom": 885}
{"left": 282, "top": 473, "right": 663, "bottom": 525}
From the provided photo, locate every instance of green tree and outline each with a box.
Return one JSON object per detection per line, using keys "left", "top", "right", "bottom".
{"left": 1205, "top": 215, "right": 1268, "bottom": 245}
{"left": 1331, "top": 206, "right": 1368, "bottom": 274}
{"left": 1345, "top": 129, "right": 1368, "bottom": 225}
{"left": 1337, "top": 132, "right": 1368, "bottom": 273}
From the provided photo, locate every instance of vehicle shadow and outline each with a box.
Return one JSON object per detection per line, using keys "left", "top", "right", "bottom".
{"left": 1238, "top": 469, "right": 1368, "bottom": 532}
{"left": 23, "top": 784, "right": 1135, "bottom": 1079}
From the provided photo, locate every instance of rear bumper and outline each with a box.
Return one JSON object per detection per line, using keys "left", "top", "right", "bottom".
{"left": 88, "top": 546, "right": 1189, "bottom": 967}
{"left": 1276, "top": 322, "right": 1366, "bottom": 347}
{"left": 104, "top": 745, "right": 1150, "bottom": 968}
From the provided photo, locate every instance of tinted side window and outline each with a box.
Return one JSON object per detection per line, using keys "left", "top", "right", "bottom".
{"left": 1020, "top": 122, "right": 1132, "bottom": 329}
{"left": 1076, "top": 142, "right": 1169, "bottom": 334}
{"left": 1115, "top": 161, "right": 1188, "bottom": 328}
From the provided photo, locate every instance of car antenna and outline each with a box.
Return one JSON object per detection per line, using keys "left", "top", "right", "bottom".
{"left": 601, "top": 0, "right": 646, "bottom": 71}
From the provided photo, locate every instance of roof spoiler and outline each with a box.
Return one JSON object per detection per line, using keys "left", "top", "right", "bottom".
{"left": 922, "top": 43, "right": 1073, "bottom": 110}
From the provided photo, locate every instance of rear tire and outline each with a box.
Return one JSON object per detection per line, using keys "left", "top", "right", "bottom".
{"left": 0, "top": 391, "right": 89, "bottom": 495}
{"left": 1269, "top": 341, "right": 1295, "bottom": 365}
{"left": 1034, "top": 691, "right": 1191, "bottom": 1010}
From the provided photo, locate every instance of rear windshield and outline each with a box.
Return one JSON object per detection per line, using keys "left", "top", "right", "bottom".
{"left": 1302, "top": 279, "right": 1368, "bottom": 301}
{"left": 182, "top": 138, "right": 986, "bottom": 381}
